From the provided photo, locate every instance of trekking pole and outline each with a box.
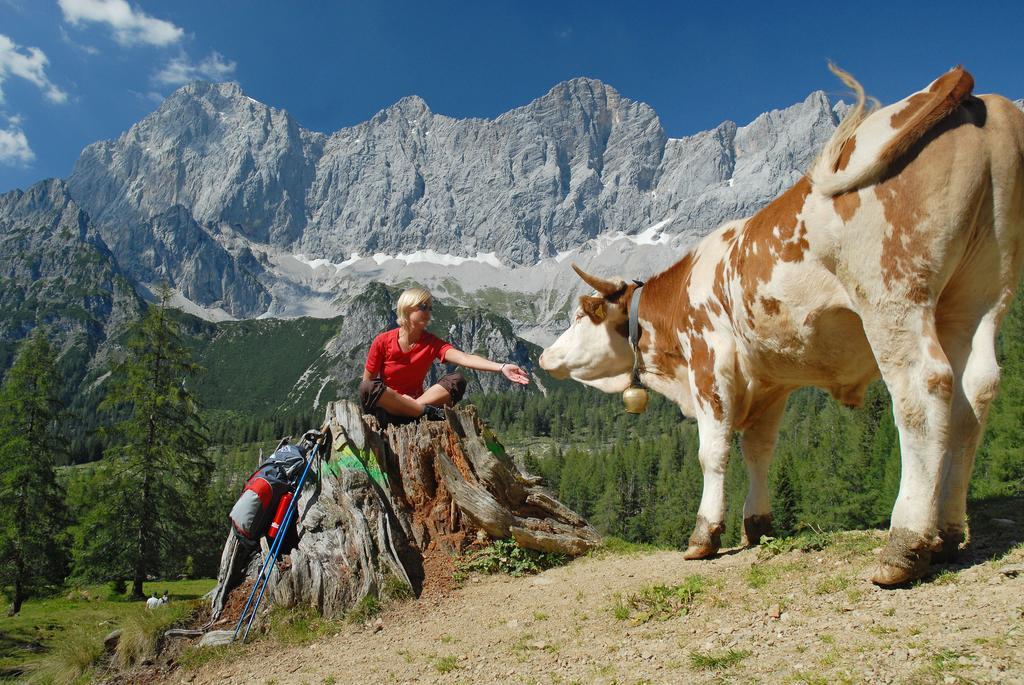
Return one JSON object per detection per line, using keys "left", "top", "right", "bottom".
{"left": 233, "top": 438, "right": 322, "bottom": 643}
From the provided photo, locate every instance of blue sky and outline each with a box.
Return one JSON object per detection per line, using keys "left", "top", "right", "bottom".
{"left": 1, "top": 0, "right": 1021, "bottom": 193}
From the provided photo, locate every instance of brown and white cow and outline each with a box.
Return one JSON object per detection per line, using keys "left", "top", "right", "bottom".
{"left": 539, "top": 66, "right": 1024, "bottom": 586}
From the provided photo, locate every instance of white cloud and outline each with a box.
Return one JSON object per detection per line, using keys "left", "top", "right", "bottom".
{"left": 0, "top": 34, "right": 68, "bottom": 104}
{"left": 59, "top": 25, "right": 100, "bottom": 56}
{"left": 0, "top": 122, "right": 34, "bottom": 165}
{"left": 128, "top": 89, "right": 165, "bottom": 106}
{"left": 59, "top": 0, "right": 184, "bottom": 47}
{"left": 154, "top": 51, "right": 236, "bottom": 86}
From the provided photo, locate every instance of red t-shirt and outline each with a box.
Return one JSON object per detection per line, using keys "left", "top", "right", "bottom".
{"left": 364, "top": 328, "right": 453, "bottom": 398}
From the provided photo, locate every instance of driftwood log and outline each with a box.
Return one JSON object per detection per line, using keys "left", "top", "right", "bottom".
{"left": 208, "top": 400, "right": 599, "bottom": 624}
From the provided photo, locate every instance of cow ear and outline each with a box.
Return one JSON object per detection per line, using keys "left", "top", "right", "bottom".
{"left": 580, "top": 295, "right": 607, "bottom": 323}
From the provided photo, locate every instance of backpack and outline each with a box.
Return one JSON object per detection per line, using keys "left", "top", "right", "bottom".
{"left": 229, "top": 443, "right": 307, "bottom": 543}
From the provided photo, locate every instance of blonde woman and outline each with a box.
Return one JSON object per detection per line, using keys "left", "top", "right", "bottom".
{"left": 359, "top": 287, "right": 529, "bottom": 423}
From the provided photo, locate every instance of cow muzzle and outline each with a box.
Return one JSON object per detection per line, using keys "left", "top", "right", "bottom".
{"left": 538, "top": 350, "right": 570, "bottom": 379}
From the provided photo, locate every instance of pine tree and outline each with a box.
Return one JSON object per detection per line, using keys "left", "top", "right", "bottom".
{"left": 0, "top": 331, "right": 70, "bottom": 615}
{"left": 73, "top": 288, "right": 210, "bottom": 598}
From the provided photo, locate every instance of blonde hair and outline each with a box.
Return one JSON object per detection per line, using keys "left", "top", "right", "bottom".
{"left": 396, "top": 287, "right": 432, "bottom": 328}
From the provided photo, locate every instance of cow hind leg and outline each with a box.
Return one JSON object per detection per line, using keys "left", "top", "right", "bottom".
{"left": 863, "top": 308, "right": 954, "bottom": 586}
{"left": 934, "top": 306, "right": 1005, "bottom": 562}
{"left": 739, "top": 393, "right": 789, "bottom": 547}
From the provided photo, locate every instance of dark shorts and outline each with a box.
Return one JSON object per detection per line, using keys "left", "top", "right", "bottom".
{"left": 358, "top": 372, "right": 467, "bottom": 414}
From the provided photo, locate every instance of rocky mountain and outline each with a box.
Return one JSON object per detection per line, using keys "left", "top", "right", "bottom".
{"left": 61, "top": 78, "right": 849, "bottom": 330}
{"left": 7, "top": 78, "right": 1011, "bottom": 429}
{"left": 0, "top": 184, "right": 536, "bottom": 444}
{"left": 0, "top": 179, "right": 142, "bottom": 379}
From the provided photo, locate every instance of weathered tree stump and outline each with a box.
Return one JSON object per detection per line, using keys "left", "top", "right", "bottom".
{"left": 208, "top": 400, "right": 599, "bottom": 624}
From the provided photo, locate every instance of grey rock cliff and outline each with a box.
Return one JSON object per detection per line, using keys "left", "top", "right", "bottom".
{"left": 0, "top": 178, "right": 142, "bottom": 377}
{"left": 62, "top": 78, "right": 843, "bottom": 299}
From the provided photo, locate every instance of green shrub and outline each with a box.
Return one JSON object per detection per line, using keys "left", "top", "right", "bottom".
{"left": 758, "top": 529, "right": 834, "bottom": 559}
{"left": 617, "top": 576, "right": 706, "bottom": 624}
{"left": 458, "top": 538, "right": 568, "bottom": 577}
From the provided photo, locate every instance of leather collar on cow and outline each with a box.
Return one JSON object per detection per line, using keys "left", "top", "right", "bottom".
{"left": 627, "top": 280, "right": 646, "bottom": 386}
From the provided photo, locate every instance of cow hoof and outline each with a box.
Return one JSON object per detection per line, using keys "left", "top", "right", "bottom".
{"left": 741, "top": 514, "right": 774, "bottom": 548}
{"left": 685, "top": 516, "right": 724, "bottom": 560}
{"left": 871, "top": 562, "right": 923, "bottom": 587}
{"left": 683, "top": 544, "right": 719, "bottom": 560}
{"left": 871, "top": 528, "right": 934, "bottom": 587}
{"left": 931, "top": 528, "right": 965, "bottom": 563}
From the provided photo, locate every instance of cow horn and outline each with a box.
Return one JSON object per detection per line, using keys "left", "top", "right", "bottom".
{"left": 572, "top": 264, "right": 625, "bottom": 298}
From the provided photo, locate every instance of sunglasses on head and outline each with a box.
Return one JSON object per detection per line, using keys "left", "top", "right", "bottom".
{"left": 417, "top": 302, "right": 433, "bottom": 312}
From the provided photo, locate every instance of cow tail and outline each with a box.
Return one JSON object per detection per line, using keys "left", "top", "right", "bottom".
{"left": 809, "top": 62, "right": 881, "bottom": 197}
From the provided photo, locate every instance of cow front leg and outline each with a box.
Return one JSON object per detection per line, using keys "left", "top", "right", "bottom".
{"left": 740, "top": 392, "right": 789, "bottom": 547}
{"left": 864, "top": 309, "right": 952, "bottom": 586}
{"left": 684, "top": 417, "right": 731, "bottom": 560}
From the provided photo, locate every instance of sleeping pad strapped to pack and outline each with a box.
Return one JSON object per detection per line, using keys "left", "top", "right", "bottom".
{"left": 229, "top": 442, "right": 307, "bottom": 543}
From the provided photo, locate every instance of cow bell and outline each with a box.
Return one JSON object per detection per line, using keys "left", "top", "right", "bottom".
{"left": 623, "top": 384, "right": 649, "bottom": 414}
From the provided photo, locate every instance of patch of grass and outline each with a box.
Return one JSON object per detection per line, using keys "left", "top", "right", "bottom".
{"left": 688, "top": 648, "right": 751, "bottom": 670}
{"left": 845, "top": 587, "right": 864, "bottom": 603}
{"left": 759, "top": 528, "right": 835, "bottom": 560}
{"left": 115, "top": 600, "right": 194, "bottom": 668}
{"left": 532, "top": 611, "right": 549, "bottom": 621}
{"left": 270, "top": 606, "right": 340, "bottom": 643}
{"left": 458, "top": 538, "right": 568, "bottom": 577}
{"left": 783, "top": 673, "right": 830, "bottom": 685}
{"left": 616, "top": 576, "right": 706, "bottom": 624}
{"left": 746, "top": 564, "right": 778, "bottom": 589}
{"left": 932, "top": 568, "right": 959, "bottom": 585}
{"left": 910, "top": 647, "right": 973, "bottom": 682}
{"left": 814, "top": 575, "right": 852, "bottom": 595}
{"left": 511, "top": 632, "right": 535, "bottom": 655}
{"left": 830, "top": 530, "right": 883, "bottom": 556}
{"left": 434, "top": 655, "right": 460, "bottom": 673}
{"left": 611, "top": 595, "right": 630, "bottom": 621}
{"left": 380, "top": 574, "right": 414, "bottom": 601}
{"left": 868, "top": 625, "right": 897, "bottom": 637}
{"left": 439, "top": 634, "right": 457, "bottom": 644}
{"left": 1, "top": 578, "right": 216, "bottom": 675}
{"left": 591, "top": 537, "right": 667, "bottom": 557}
{"left": 22, "top": 627, "right": 105, "bottom": 685}
{"left": 932, "top": 648, "right": 970, "bottom": 669}
{"left": 345, "top": 595, "right": 381, "bottom": 625}
{"left": 176, "top": 644, "right": 236, "bottom": 672}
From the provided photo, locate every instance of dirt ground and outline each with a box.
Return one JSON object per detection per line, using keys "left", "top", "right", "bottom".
{"left": 168, "top": 503, "right": 1023, "bottom": 685}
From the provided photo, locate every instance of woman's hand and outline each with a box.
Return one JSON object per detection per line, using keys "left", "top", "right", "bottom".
{"left": 445, "top": 349, "right": 530, "bottom": 385}
{"left": 500, "top": 363, "right": 530, "bottom": 385}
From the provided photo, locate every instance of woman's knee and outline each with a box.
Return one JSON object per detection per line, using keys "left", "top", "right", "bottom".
{"left": 358, "top": 378, "right": 387, "bottom": 411}
{"left": 438, "top": 372, "right": 467, "bottom": 404}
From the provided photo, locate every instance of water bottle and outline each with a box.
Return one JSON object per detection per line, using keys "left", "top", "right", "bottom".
{"left": 267, "top": 491, "right": 293, "bottom": 539}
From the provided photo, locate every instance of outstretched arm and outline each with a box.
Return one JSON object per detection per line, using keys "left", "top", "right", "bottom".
{"left": 443, "top": 349, "right": 530, "bottom": 385}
